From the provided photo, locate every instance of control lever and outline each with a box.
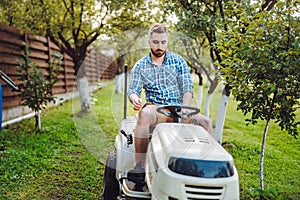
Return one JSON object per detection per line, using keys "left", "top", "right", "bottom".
{"left": 120, "top": 130, "right": 133, "bottom": 147}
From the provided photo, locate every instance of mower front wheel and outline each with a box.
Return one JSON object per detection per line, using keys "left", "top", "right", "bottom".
{"left": 103, "top": 151, "right": 120, "bottom": 200}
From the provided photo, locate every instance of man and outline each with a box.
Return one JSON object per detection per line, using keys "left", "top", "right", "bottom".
{"left": 127, "top": 23, "right": 213, "bottom": 190}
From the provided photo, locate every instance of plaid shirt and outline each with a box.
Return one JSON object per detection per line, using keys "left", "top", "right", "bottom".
{"left": 128, "top": 52, "right": 194, "bottom": 105}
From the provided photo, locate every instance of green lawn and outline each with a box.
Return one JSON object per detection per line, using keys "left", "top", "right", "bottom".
{"left": 0, "top": 82, "right": 299, "bottom": 199}
{"left": 0, "top": 99, "right": 104, "bottom": 199}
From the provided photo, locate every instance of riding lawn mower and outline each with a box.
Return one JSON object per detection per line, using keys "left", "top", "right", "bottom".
{"left": 102, "top": 66, "right": 239, "bottom": 200}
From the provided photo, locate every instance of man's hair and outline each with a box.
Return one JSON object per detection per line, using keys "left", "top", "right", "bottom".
{"left": 148, "top": 23, "right": 168, "bottom": 38}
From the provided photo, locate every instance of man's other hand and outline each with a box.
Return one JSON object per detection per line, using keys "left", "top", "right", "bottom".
{"left": 130, "top": 94, "right": 143, "bottom": 111}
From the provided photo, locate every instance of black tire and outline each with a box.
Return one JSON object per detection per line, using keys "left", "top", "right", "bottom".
{"left": 103, "top": 151, "right": 120, "bottom": 200}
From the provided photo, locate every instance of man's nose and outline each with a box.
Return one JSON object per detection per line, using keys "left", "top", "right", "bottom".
{"left": 158, "top": 42, "right": 164, "bottom": 49}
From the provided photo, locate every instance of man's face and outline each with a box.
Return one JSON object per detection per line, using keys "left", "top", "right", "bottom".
{"left": 148, "top": 32, "right": 168, "bottom": 58}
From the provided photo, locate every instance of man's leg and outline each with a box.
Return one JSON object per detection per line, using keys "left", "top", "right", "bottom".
{"left": 133, "top": 104, "right": 171, "bottom": 164}
{"left": 127, "top": 106, "right": 157, "bottom": 190}
{"left": 189, "top": 113, "right": 214, "bottom": 136}
{"left": 134, "top": 106, "right": 157, "bottom": 165}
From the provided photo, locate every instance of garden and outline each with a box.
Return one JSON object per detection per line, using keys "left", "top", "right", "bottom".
{"left": 0, "top": 1, "right": 299, "bottom": 199}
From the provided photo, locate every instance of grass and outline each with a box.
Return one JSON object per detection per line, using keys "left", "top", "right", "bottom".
{"left": 0, "top": 82, "right": 299, "bottom": 199}
{"left": 223, "top": 117, "right": 299, "bottom": 199}
{"left": 0, "top": 99, "right": 104, "bottom": 199}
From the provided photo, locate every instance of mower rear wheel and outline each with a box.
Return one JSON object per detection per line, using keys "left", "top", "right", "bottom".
{"left": 103, "top": 151, "right": 120, "bottom": 200}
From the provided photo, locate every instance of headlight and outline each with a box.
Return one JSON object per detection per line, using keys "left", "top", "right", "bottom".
{"left": 168, "top": 157, "right": 234, "bottom": 178}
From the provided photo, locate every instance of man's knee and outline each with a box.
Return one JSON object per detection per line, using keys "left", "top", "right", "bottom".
{"left": 200, "top": 117, "right": 213, "bottom": 130}
{"left": 137, "top": 107, "right": 157, "bottom": 126}
{"left": 190, "top": 114, "right": 214, "bottom": 135}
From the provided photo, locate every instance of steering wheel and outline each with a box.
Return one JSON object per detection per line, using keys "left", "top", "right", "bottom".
{"left": 156, "top": 105, "right": 200, "bottom": 122}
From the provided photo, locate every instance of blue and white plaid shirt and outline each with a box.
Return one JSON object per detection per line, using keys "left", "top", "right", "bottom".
{"left": 128, "top": 52, "right": 194, "bottom": 105}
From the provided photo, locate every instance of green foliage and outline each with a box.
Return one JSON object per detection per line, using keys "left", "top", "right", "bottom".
{"left": 106, "top": 0, "right": 158, "bottom": 35}
{"left": 218, "top": 2, "right": 300, "bottom": 137}
{"left": 16, "top": 44, "right": 62, "bottom": 129}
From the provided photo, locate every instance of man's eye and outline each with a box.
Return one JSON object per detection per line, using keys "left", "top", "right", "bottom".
{"left": 153, "top": 41, "right": 159, "bottom": 44}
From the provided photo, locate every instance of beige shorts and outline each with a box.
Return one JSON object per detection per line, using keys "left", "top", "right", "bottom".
{"left": 141, "top": 104, "right": 213, "bottom": 136}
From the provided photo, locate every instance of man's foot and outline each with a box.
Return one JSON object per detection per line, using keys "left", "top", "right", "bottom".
{"left": 127, "top": 162, "right": 145, "bottom": 191}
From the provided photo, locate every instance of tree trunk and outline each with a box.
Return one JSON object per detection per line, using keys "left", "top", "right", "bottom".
{"left": 78, "top": 76, "right": 91, "bottom": 112}
{"left": 215, "top": 84, "right": 231, "bottom": 144}
{"left": 197, "top": 85, "right": 203, "bottom": 108}
{"left": 260, "top": 94, "right": 275, "bottom": 199}
{"left": 115, "top": 55, "right": 126, "bottom": 93}
{"left": 214, "top": 84, "right": 231, "bottom": 143}
{"left": 196, "top": 73, "right": 203, "bottom": 108}
{"left": 203, "top": 93, "right": 212, "bottom": 117}
{"left": 203, "top": 79, "right": 219, "bottom": 117}
{"left": 76, "top": 58, "right": 91, "bottom": 113}
{"left": 73, "top": 56, "right": 91, "bottom": 113}
{"left": 115, "top": 73, "right": 124, "bottom": 93}
{"left": 35, "top": 110, "right": 41, "bottom": 130}
{"left": 260, "top": 119, "right": 270, "bottom": 196}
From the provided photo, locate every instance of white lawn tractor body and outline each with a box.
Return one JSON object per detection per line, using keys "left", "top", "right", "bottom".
{"left": 103, "top": 105, "right": 239, "bottom": 200}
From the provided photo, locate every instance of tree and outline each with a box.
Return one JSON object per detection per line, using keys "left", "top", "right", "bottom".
{"left": 178, "top": 37, "right": 217, "bottom": 115}
{"left": 17, "top": 44, "right": 61, "bottom": 130}
{"left": 0, "top": 0, "right": 154, "bottom": 113}
{"left": 217, "top": 0, "right": 299, "bottom": 196}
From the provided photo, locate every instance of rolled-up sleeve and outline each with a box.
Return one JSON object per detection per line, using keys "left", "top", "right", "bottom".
{"left": 128, "top": 64, "right": 143, "bottom": 98}
{"left": 178, "top": 59, "right": 194, "bottom": 96}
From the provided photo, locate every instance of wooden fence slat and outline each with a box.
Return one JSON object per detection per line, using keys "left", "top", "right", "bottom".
{"left": 0, "top": 32, "right": 24, "bottom": 46}
{"left": 0, "top": 53, "right": 20, "bottom": 65}
{"left": 0, "top": 22, "right": 22, "bottom": 36}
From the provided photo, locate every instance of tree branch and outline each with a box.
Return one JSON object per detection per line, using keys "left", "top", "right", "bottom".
{"left": 261, "top": 0, "right": 277, "bottom": 11}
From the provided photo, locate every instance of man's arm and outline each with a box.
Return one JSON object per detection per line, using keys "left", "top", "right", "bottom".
{"left": 182, "top": 92, "right": 193, "bottom": 106}
{"left": 128, "top": 64, "right": 143, "bottom": 111}
{"left": 177, "top": 56, "right": 194, "bottom": 104}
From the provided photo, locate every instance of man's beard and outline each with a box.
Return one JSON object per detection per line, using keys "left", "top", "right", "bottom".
{"left": 151, "top": 48, "right": 166, "bottom": 58}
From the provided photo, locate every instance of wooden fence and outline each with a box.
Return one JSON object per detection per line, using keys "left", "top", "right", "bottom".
{"left": 0, "top": 23, "right": 117, "bottom": 111}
